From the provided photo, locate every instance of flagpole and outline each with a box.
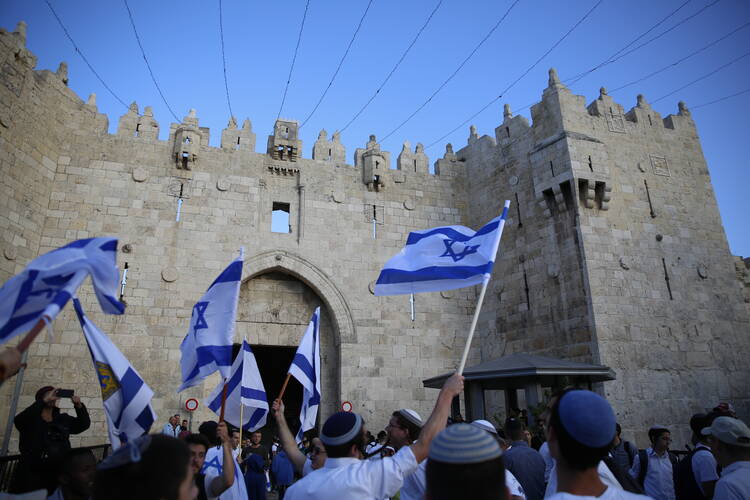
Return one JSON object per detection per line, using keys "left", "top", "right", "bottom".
{"left": 277, "top": 372, "right": 292, "bottom": 401}
{"left": 238, "top": 403, "right": 244, "bottom": 446}
{"left": 457, "top": 278, "right": 490, "bottom": 375}
{"left": 219, "top": 380, "right": 228, "bottom": 421}
{"left": 16, "top": 317, "right": 47, "bottom": 353}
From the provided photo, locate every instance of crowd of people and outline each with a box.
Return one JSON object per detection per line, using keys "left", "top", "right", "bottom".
{"left": 4, "top": 376, "right": 749, "bottom": 500}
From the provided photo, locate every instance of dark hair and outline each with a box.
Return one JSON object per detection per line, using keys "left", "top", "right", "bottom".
{"left": 549, "top": 389, "right": 612, "bottom": 471}
{"left": 648, "top": 427, "right": 669, "bottom": 444}
{"left": 35, "top": 386, "right": 54, "bottom": 402}
{"left": 615, "top": 423, "right": 622, "bottom": 436}
{"left": 377, "top": 431, "right": 387, "bottom": 440}
{"left": 57, "top": 447, "right": 95, "bottom": 478}
{"left": 93, "top": 435, "right": 190, "bottom": 500}
{"left": 184, "top": 433, "right": 210, "bottom": 451}
{"left": 198, "top": 421, "right": 219, "bottom": 446}
{"left": 392, "top": 411, "right": 421, "bottom": 442}
{"left": 325, "top": 427, "right": 367, "bottom": 459}
{"left": 426, "top": 455, "right": 505, "bottom": 500}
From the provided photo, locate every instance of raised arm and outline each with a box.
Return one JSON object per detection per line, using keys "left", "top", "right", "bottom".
{"left": 272, "top": 399, "right": 307, "bottom": 474}
{"left": 209, "top": 421, "right": 235, "bottom": 497}
{"left": 410, "top": 373, "right": 464, "bottom": 462}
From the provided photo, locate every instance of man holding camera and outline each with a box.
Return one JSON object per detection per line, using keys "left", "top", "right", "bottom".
{"left": 11, "top": 386, "right": 91, "bottom": 494}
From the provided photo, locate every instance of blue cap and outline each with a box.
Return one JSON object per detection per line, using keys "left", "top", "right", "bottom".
{"left": 429, "top": 423, "right": 502, "bottom": 464}
{"left": 320, "top": 412, "right": 363, "bottom": 446}
{"left": 558, "top": 390, "right": 616, "bottom": 448}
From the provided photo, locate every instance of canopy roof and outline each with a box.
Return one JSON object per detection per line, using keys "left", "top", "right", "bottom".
{"left": 423, "top": 352, "right": 616, "bottom": 390}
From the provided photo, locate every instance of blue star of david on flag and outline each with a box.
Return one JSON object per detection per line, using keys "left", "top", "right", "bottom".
{"left": 0, "top": 237, "right": 124, "bottom": 345}
{"left": 178, "top": 256, "right": 243, "bottom": 392}
{"left": 288, "top": 307, "right": 321, "bottom": 443}
{"left": 374, "top": 200, "right": 511, "bottom": 295}
{"left": 440, "top": 240, "right": 480, "bottom": 262}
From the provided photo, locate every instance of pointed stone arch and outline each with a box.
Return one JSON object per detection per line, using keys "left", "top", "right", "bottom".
{"left": 241, "top": 250, "right": 356, "bottom": 346}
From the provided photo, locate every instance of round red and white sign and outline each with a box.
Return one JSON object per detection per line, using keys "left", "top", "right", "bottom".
{"left": 185, "top": 398, "right": 199, "bottom": 412}
{"left": 341, "top": 401, "right": 353, "bottom": 412}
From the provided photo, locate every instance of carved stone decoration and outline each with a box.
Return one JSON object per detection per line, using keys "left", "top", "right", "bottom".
{"left": 403, "top": 199, "right": 415, "bottom": 210}
{"left": 216, "top": 178, "right": 230, "bottom": 191}
{"left": 3, "top": 245, "right": 17, "bottom": 260}
{"left": 332, "top": 191, "right": 345, "bottom": 203}
{"left": 509, "top": 175, "right": 519, "bottom": 186}
{"left": 619, "top": 257, "right": 630, "bottom": 270}
{"left": 161, "top": 267, "right": 178, "bottom": 282}
{"left": 656, "top": 234, "right": 663, "bottom": 242}
{"left": 132, "top": 167, "right": 148, "bottom": 182}
{"left": 275, "top": 254, "right": 283, "bottom": 262}
{"left": 697, "top": 264, "right": 708, "bottom": 279}
{"left": 440, "top": 290, "right": 454, "bottom": 299}
{"left": 122, "top": 244, "right": 133, "bottom": 253}
{"left": 650, "top": 155, "right": 670, "bottom": 177}
{"left": 606, "top": 112, "right": 626, "bottom": 133}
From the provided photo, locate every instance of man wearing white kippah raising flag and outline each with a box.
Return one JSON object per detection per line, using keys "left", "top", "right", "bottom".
{"left": 73, "top": 298, "right": 155, "bottom": 449}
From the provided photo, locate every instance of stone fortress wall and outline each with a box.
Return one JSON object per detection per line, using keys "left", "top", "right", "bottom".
{"left": 0, "top": 22, "right": 748, "bottom": 450}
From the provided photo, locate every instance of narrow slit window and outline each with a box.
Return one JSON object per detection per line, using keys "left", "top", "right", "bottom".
{"left": 648, "top": 115, "right": 653, "bottom": 126}
{"left": 588, "top": 155, "right": 594, "bottom": 172}
{"left": 271, "top": 202, "right": 291, "bottom": 233}
{"left": 506, "top": 127, "right": 510, "bottom": 138}
{"left": 134, "top": 123, "right": 140, "bottom": 137}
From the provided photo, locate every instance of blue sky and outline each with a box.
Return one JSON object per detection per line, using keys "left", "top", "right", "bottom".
{"left": 2, "top": 0, "right": 748, "bottom": 255}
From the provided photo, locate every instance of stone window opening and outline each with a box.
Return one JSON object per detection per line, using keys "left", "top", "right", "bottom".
{"left": 134, "top": 123, "right": 140, "bottom": 138}
{"left": 414, "top": 159, "right": 417, "bottom": 172}
{"left": 514, "top": 192, "right": 523, "bottom": 227}
{"left": 184, "top": 136, "right": 191, "bottom": 144}
{"left": 235, "top": 136, "right": 241, "bottom": 151}
{"left": 328, "top": 148, "right": 332, "bottom": 160}
{"left": 648, "top": 115, "right": 653, "bottom": 126}
{"left": 272, "top": 202, "right": 291, "bottom": 233}
{"left": 181, "top": 152, "right": 189, "bottom": 169}
{"left": 506, "top": 126, "right": 510, "bottom": 138}
{"left": 549, "top": 161, "right": 554, "bottom": 177}
{"left": 560, "top": 180, "right": 575, "bottom": 211}
{"left": 543, "top": 188, "right": 558, "bottom": 215}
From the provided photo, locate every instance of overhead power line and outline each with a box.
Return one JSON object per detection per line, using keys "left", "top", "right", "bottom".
{"left": 218, "top": 0, "right": 234, "bottom": 119}
{"left": 122, "top": 0, "right": 180, "bottom": 122}
{"left": 44, "top": 0, "right": 129, "bottom": 109}
{"left": 425, "top": 0, "right": 603, "bottom": 150}
{"left": 652, "top": 49, "right": 750, "bottom": 103}
{"left": 608, "top": 20, "right": 750, "bottom": 93}
{"left": 692, "top": 87, "right": 750, "bottom": 109}
{"left": 300, "top": 0, "right": 375, "bottom": 128}
{"left": 379, "top": 0, "right": 522, "bottom": 143}
{"left": 567, "top": 0, "right": 721, "bottom": 86}
{"left": 277, "top": 0, "right": 311, "bottom": 120}
{"left": 338, "top": 0, "right": 443, "bottom": 134}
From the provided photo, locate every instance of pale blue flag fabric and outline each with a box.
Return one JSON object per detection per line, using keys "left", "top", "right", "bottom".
{"left": 374, "top": 201, "right": 510, "bottom": 295}
{"left": 0, "top": 237, "right": 124, "bottom": 345}
{"left": 288, "top": 307, "right": 321, "bottom": 443}
{"left": 205, "top": 340, "right": 268, "bottom": 431}
{"left": 74, "top": 298, "right": 155, "bottom": 449}
{"left": 178, "top": 257, "right": 242, "bottom": 392}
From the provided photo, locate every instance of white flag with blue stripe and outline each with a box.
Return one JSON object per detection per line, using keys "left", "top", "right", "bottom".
{"left": 205, "top": 340, "right": 268, "bottom": 431}
{"left": 74, "top": 298, "right": 155, "bottom": 449}
{"left": 288, "top": 307, "right": 321, "bottom": 443}
{"left": 178, "top": 256, "right": 242, "bottom": 392}
{"left": 374, "top": 201, "right": 510, "bottom": 295}
{"left": 0, "top": 237, "right": 124, "bottom": 345}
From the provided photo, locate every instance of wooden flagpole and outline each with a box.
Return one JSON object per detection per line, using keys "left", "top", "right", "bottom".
{"left": 238, "top": 403, "right": 244, "bottom": 445}
{"left": 277, "top": 372, "right": 292, "bottom": 402}
{"left": 16, "top": 317, "right": 47, "bottom": 353}
{"left": 219, "top": 380, "right": 228, "bottom": 421}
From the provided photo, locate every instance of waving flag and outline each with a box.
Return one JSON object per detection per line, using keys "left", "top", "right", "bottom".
{"left": 288, "top": 307, "right": 321, "bottom": 443}
{"left": 74, "top": 298, "right": 155, "bottom": 449}
{"left": 178, "top": 257, "right": 242, "bottom": 392}
{"left": 0, "top": 237, "right": 124, "bottom": 345}
{"left": 374, "top": 201, "right": 510, "bottom": 295}
{"left": 205, "top": 340, "right": 268, "bottom": 431}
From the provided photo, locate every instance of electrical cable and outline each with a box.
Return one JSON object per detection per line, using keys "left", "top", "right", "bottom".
{"left": 379, "top": 0, "right": 522, "bottom": 142}
{"left": 692, "top": 87, "right": 750, "bottom": 109}
{"left": 338, "top": 0, "right": 443, "bottom": 134}
{"left": 218, "top": 0, "right": 234, "bottom": 119}
{"left": 425, "top": 0, "right": 603, "bottom": 150}
{"left": 609, "top": 20, "right": 750, "bottom": 93}
{"left": 123, "top": 0, "right": 180, "bottom": 122}
{"left": 299, "top": 0, "right": 375, "bottom": 128}
{"left": 277, "top": 0, "right": 311, "bottom": 120}
{"left": 44, "top": 0, "right": 129, "bottom": 109}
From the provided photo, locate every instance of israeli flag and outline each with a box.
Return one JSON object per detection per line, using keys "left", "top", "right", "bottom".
{"left": 73, "top": 298, "right": 155, "bottom": 449}
{"left": 178, "top": 256, "right": 243, "bottom": 392}
{"left": 374, "top": 201, "right": 510, "bottom": 295}
{"left": 288, "top": 307, "right": 321, "bottom": 443}
{"left": 205, "top": 341, "right": 268, "bottom": 431}
{"left": 0, "top": 237, "right": 124, "bottom": 345}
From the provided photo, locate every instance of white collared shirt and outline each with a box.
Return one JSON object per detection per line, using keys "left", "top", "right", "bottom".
{"left": 548, "top": 487, "right": 650, "bottom": 500}
{"left": 202, "top": 445, "right": 248, "bottom": 500}
{"left": 285, "top": 445, "right": 418, "bottom": 500}
{"left": 692, "top": 444, "right": 719, "bottom": 495}
{"left": 628, "top": 447, "right": 675, "bottom": 500}
{"left": 714, "top": 461, "right": 750, "bottom": 500}
{"left": 546, "top": 461, "right": 621, "bottom": 498}
{"left": 540, "top": 442, "right": 555, "bottom": 482}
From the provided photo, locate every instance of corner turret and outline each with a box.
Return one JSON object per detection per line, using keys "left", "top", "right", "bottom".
{"left": 355, "top": 134, "right": 390, "bottom": 191}
{"left": 267, "top": 119, "right": 302, "bottom": 161}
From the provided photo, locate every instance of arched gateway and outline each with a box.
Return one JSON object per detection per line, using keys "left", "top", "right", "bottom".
{"left": 237, "top": 251, "right": 354, "bottom": 431}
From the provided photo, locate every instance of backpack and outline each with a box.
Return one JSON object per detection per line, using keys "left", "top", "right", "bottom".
{"left": 638, "top": 449, "right": 678, "bottom": 488}
{"left": 603, "top": 455, "right": 644, "bottom": 494}
{"left": 623, "top": 440, "right": 636, "bottom": 467}
{"left": 675, "top": 447, "right": 716, "bottom": 500}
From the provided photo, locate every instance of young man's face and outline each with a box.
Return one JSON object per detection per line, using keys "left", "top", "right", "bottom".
{"left": 188, "top": 443, "right": 207, "bottom": 474}
{"left": 61, "top": 453, "right": 96, "bottom": 497}
{"left": 653, "top": 431, "right": 671, "bottom": 452}
{"left": 182, "top": 420, "right": 188, "bottom": 429}
{"left": 386, "top": 415, "right": 410, "bottom": 450}
{"left": 310, "top": 437, "right": 327, "bottom": 469}
{"left": 231, "top": 431, "right": 240, "bottom": 449}
{"left": 251, "top": 432, "right": 262, "bottom": 445}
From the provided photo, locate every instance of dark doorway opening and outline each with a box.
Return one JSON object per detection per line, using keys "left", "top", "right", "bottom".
{"left": 251, "top": 345, "right": 306, "bottom": 443}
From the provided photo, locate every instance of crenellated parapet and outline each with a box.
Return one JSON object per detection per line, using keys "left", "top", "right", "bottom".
{"left": 396, "top": 141, "right": 429, "bottom": 174}
{"left": 221, "top": 116, "right": 256, "bottom": 152}
{"left": 312, "top": 129, "right": 346, "bottom": 163}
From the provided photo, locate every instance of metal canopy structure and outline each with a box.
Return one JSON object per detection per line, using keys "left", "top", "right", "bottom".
{"left": 423, "top": 353, "right": 616, "bottom": 421}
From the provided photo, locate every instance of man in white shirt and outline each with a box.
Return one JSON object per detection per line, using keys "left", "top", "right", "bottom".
{"left": 629, "top": 426, "right": 676, "bottom": 500}
{"left": 285, "top": 372, "right": 463, "bottom": 500}
{"left": 545, "top": 389, "right": 649, "bottom": 500}
{"left": 162, "top": 415, "right": 179, "bottom": 437}
{"left": 271, "top": 399, "right": 327, "bottom": 476}
{"left": 702, "top": 416, "right": 750, "bottom": 500}
{"left": 199, "top": 421, "right": 245, "bottom": 500}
